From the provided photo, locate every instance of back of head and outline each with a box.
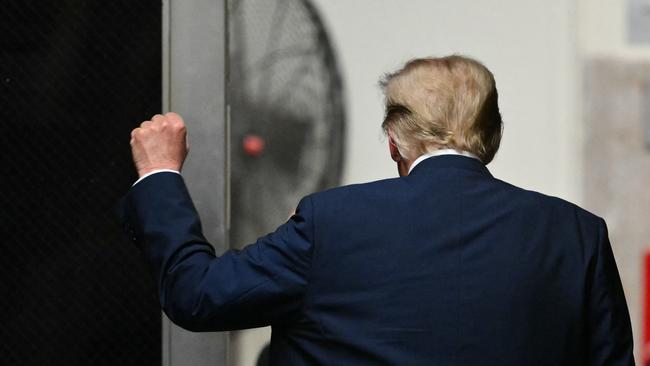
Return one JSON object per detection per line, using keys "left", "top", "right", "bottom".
{"left": 381, "top": 55, "right": 503, "bottom": 164}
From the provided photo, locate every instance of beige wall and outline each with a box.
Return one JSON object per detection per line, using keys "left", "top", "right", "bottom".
{"left": 579, "top": 0, "right": 650, "bottom": 58}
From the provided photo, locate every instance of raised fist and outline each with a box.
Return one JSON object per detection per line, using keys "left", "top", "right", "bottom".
{"left": 130, "top": 112, "right": 189, "bottom": 178}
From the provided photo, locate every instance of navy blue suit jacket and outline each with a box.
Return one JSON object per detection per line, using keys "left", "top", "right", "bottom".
{"left": 121, "top": 155, "right": 634, "bottom": 365}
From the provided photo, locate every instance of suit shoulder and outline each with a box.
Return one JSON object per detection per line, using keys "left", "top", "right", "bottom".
{"left": 492, "top": 178, "right": 604, "bottom": 225}
{"left": 308, "top": 177, "right": 402, "bottom": 202}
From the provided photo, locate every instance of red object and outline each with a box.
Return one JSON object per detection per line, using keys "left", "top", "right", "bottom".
{"left": 243, "top": 134, "right": 265, "bottom": 157}
{"left": 641, "top": 252, "right": 650, "bottom": 365}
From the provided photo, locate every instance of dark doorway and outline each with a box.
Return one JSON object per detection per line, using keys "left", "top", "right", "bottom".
{"left": 1, "top": 1, "right": 162, "bottom": 364}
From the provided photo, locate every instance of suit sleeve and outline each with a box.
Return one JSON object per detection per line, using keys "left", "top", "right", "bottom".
{"left": 120, "top": 172, "right": 314, "bottom": 332}
{"left": 587, "top": 218, "right": 634, "bottom": 365}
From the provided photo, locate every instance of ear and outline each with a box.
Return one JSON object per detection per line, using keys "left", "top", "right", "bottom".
{"left": 388, "top": 135, "right": 401, "bottom": 162}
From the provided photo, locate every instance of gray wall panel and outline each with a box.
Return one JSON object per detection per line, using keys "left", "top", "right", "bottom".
{"left": 163, "top": 0, "right": 229, "bottom": 365}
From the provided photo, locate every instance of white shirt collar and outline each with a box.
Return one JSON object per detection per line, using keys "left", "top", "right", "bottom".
{"left": 408, "top": 149, "right": 482, "bottom": 174}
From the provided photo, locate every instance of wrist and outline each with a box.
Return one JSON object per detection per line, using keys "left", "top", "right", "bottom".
{"left": 137, "top": 165, "right": 181, "bottom": 178}
{"left": 133, "top": 169, "right": 181, "bottom": 187}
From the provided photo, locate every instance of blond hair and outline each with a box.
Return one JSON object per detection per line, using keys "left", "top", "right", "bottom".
{"left": 381, "top": 55, "right": 503, "bottom": 164}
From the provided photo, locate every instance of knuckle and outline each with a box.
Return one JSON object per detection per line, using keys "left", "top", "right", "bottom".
{"left": 165, "top": 111, "right": 180, "bottom": 120}
{"left": 165, "top": 112, "right": 185, "bottom": 127}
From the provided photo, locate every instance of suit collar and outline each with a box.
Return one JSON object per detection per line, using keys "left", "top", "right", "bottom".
{"left": 408, "top": 149, "right": 481, "bottom": 174}
{"left": 407, "top": 154, "right": 493, "bottom": 177}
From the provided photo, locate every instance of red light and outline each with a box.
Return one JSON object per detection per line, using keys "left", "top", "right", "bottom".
{"left": 243, "top": 134, "right": 265, "bottom": 157}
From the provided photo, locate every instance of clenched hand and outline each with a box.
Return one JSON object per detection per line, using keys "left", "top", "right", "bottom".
{"left": 130, "top": 112, "right": 189, "bottom": 178}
